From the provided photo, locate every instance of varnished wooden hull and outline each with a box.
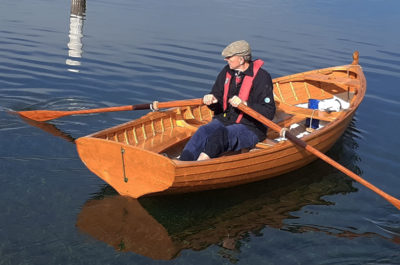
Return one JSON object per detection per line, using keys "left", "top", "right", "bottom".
{"left": 169, "top": 114, "right": 355, "bottom": 194}
{"left": 76, "top": 53, "right": 366, "bottom": 198}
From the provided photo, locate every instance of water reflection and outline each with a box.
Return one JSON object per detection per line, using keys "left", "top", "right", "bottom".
{"left": 77, "top": 168, "right": 389, "bottom": 261}
{"left": 20, "top": 117, "right": 75, "bottom": 143}
{"left": 66, "top": 0, "right": 86, "bottom": 73}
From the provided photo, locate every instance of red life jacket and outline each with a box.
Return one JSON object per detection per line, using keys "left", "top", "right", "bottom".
{"left": 223, "top": 59, "right": 264, "bottom": 123}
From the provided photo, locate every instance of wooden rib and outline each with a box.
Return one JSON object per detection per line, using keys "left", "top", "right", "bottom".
{"left": 198, "top": 107, "right": 203, "bottom": 121}
{"left": 275, "top": 82, "right": 284, "bottom": 102}
{"left": 304, "top": 82, "right": 311, "bottom": 99}
{"left": 319, "top": 75, "right": 326, "bottom": 96}
{"left": 124, "top": 130, "right": 130, "bottom": 145}
{"left": 289, "top": 82, "right": 298, "bottom": 101}
{"left": 132, "top": 127, "right": 138, "bottom": 144}
{"left": 183, "top": 106, "right": 195, "bottom": 120}
{"left": 141, "top": 124, "right": 147, "bottom": 140}
{"left": 346, "top": 70, "right": 351, "bottom": 100}
{"left": 151, "top": 121, "right": 156, "bottom": 136}
{"left": 160, "top": 118, "right": 165, "bottom": 132}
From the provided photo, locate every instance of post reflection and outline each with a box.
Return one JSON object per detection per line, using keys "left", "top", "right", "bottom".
{"left": 66, "top": 0, "right": 86, "bottom": 73}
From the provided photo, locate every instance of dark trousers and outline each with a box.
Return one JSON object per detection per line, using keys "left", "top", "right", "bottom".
{"left": 180, "top": 119, "right": 259, "bottom": 161}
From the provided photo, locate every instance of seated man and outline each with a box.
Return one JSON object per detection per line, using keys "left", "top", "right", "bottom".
{"left": 180, "top": 40, "right": 276, "bottom": 161}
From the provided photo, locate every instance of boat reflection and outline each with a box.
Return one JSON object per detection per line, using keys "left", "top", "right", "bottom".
{"left": 76, "top": 162, "right": 391, "bottom": 260}
{"left": 66, "top": 0, "right": 86, "bottom": 73}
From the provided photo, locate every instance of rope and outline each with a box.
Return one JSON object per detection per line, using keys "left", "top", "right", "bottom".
{"left": 309, "top": 109, "right": 316, "bottom": 129}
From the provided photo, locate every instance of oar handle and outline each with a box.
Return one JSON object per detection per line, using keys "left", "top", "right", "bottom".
{"left": 237, "top": 103, "right": 400, "bottom": 210}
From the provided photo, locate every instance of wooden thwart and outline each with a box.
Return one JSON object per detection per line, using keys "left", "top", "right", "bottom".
{"left": 277, "top": 103, "right": 342, "bottom": 121}
{"left": 302, "top": 72, "right": 360, "bottom": 87}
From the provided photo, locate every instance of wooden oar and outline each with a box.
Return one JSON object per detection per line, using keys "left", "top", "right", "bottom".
{"left": 237, "top": 103, "right": 400, "bottom": 210}
{"left": 17, "top": 98, "right": 203, "bottom": 122}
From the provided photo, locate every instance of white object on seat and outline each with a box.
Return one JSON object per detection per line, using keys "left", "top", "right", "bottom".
{"left": 318, "top": 96, "right": 350, "bottom": 112}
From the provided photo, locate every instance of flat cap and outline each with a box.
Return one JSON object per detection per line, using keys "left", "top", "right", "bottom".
{"left": 221, "top": 40, "right": 251, "bottom": 58}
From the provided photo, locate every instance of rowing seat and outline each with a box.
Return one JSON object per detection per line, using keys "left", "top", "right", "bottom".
{"left": 277, "top": 102, "right": 342, "bottom": 122}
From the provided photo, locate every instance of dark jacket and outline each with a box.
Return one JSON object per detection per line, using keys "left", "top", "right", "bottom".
{"left": 208, "top": 61, "right": 276, "bottom": 141}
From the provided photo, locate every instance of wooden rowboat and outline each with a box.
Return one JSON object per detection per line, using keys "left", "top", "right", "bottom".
{"left": 75, "top": 51, "right": 366, "bottom": 198}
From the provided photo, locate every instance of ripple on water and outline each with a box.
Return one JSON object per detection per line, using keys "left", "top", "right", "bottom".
{"left": 366, "top": 215, "right": 400, "bottom": 236}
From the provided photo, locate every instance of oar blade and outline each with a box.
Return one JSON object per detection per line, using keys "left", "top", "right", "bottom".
{"left": 18, "top": 110, "right": 68, "bottom": 122}
{"left": 17, "top": 105, "right": 136, "bottom": 122}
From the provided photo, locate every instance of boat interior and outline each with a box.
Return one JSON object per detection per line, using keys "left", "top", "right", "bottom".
{"left": 92, "top": 67, "right": 360, "bottom": 159}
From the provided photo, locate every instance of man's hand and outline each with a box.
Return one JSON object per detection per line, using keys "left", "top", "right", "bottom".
{"left": 203, "top": 94, "right": 218, "bottom": 105}
{"left": 229, "top": 96, "right": 246, "bottom": 107}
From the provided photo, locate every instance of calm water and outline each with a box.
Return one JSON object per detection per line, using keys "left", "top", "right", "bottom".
{"left": 1, "top": 0, "right": 400, "bottom": 264}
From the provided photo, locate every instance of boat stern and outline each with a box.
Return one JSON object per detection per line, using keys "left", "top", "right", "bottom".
{"left": 76, "top": 136, "right": 176, "bottom": 198}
